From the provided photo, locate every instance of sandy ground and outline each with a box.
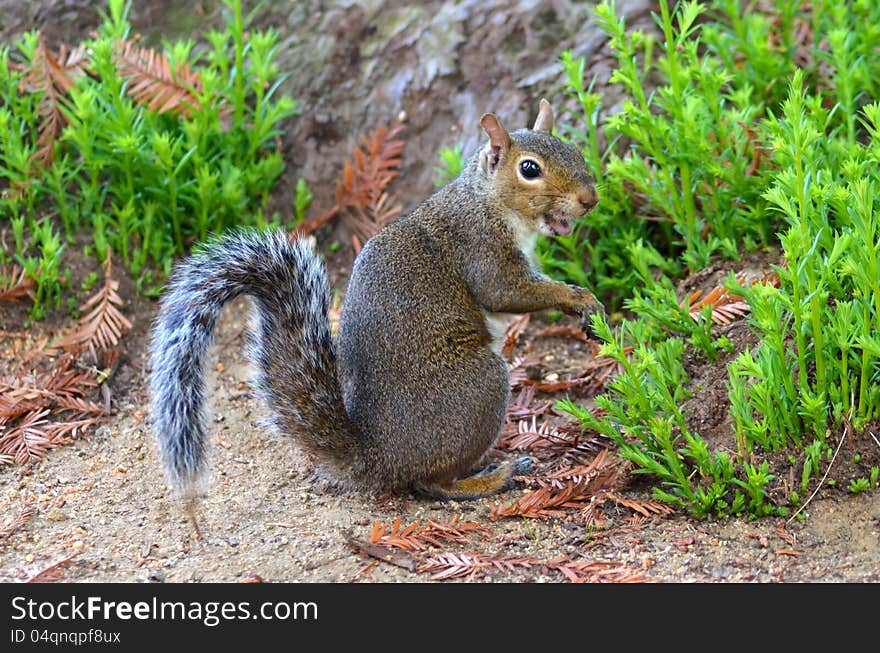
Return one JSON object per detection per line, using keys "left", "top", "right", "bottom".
{"left": 2, "top": 297, "right": 879, "bottom": 584}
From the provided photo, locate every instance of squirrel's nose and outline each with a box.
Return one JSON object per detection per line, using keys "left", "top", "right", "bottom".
{"left": 576, "top": 188, "right": 599, "bottom": 213}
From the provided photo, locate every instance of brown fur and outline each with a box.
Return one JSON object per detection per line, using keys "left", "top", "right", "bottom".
{"left": 150, "top": 99, "right": 603, "bottom": 502}
{"left": 335, "top": 100, "right": 602, "bottom": 497}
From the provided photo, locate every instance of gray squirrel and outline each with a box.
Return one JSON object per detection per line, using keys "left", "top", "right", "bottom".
{"left": 149, "top": 99, "right": 603, "bottom": 502}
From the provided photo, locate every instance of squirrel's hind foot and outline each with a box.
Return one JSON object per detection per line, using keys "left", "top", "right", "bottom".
{"left": 414, "top": 456, "right": 534, "bottom": 501}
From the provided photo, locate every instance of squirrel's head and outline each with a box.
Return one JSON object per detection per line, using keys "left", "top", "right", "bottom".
{"left": 476, "top": 99, "right": 598, "bottom": 237}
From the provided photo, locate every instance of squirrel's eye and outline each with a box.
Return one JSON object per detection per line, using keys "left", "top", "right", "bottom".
{"left": 519, "top": 159, "right": 542, "bottom": 180}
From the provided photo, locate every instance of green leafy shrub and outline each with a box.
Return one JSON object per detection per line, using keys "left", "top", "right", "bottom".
{"left": 0, "top": 0, "right": 299, "bottom": 307}
{"left": 433, "top": 143, "right": 464, "bottom": 187}
{"left": 541, "top": 0, "right": 776, "bottom": 309}
{"left": 557, "top": 0, "right": 880, "bottom": 518}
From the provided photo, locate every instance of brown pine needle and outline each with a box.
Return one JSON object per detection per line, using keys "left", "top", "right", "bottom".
{"left": 0, "top": 354, "right": 99, "bottom": 418}
{"left": 497, "top": 416, "right": 604, "bottom": 463}
{"left": 0, "top": 500, "right": 35, "bottom": 538}
{"left": 345, "top": 533, "right": 421, "bottom": 572}
{"left": 15, "top": 33, "right": 203, "bottom": 171}
{"left": 604, "top": 491, "right": 677, "bottom": 517}
{"left": 507, "top": 354, "right": 540, "bottom": 390}
{"left": 368, "top": 515, "right": 490, "bottom": 551}
{"left": 0, "top": 255, "right": 121, "bottom": 469}
{"left": 303, "top": 122, "right": 406, "bottom": 239}
{"left": 502, "top": 314, "right": 530, "bottom": 356}
{"left": 506, "top": 384, "right": 544, "bottom": 421}
{"left": 26, "top": 553, "right": 80, "bottom": 583}
{"left": 0, "top": 409, "right": 57, "bottom": 464}
{"left": 682, "top": 271, "right": 779, "bottom": 324}
{"left": 0, "top": 265, "right": 35, "bottom": 303}
{"left": 498, "top": 416, "right": 568, "bottom": 451}
{"left": 114, "top": 39, "right": 203, "bottom": 117}
{"left": 775, "top": 548, "right": 802, "bottom": 556}
{"left": 489, "top": 447, "right": 623, "bottom": 521}
{"left": 52, "top": 251, "right": 132, "bottom": 360}
{"left": 489, "top": 479, "right": 595, "bottom": 521}
{"left": 44, "top": 417, "right": 99, "bottom": 445}
{"left": 775, "top": 522, "right": 796, "bottom": 547}
{"left": 534, "top": 325, "right": 588, "bottom": 342}
{"left": 0, "top": 354, "right": 106, "bottom": 465}
{"left": 418, "top": 552, "right": 537, "bottom": 581}
{"left": 417, "top": 552, "right": 644, "bottom": 583}
{"left": 552, "top": 558, "right": 646, "bottom": 583}
{"left": 525, "top": 375, "right": 596, "bottom": 393}
{"left": 18, "top": 35, "right": 90, "bottom": 168}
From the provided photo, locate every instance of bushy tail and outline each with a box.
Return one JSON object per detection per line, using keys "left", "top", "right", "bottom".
{"left": 149, "top": 229, "right": 363, "bottom": 500}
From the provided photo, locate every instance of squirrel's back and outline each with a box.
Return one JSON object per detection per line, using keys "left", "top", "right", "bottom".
{"left": 338, "top": 187, "right": 511, "bottom": 488}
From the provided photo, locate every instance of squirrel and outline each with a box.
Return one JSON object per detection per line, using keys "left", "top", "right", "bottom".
{"left": 149, "top": 98, "right": 603, "bottom": 503}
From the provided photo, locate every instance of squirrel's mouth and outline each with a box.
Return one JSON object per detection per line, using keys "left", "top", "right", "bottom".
{"left": 544, "top": 216, "right": 573, "bottom": 237}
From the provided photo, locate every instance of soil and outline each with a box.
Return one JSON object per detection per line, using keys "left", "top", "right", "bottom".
{"left": 1, "top": 1, "right": 879, "bottom": 584}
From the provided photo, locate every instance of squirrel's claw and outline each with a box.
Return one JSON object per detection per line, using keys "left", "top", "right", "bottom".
{"left": 574, "top": 291, "right": 606, "bottom": 337}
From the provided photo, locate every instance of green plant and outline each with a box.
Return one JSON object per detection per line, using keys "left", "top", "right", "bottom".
{"left": 557, "top": 0, "right": 880, "bottom": 518}
{"left": 433, "top": 143, "right": 464, "bottom": 187}
{"left": 545, "top": 309, "right": 563, "bottom": 324}
{"left": 550, "top": 0, "right": 776, "bottom": 302}
{"left": 293, "top": 178, "right": 313, "bottom": 224}
{"left": 0, "top": 0, "right": 297, "bottom": 316}
{"left": 800, "top": 440, "right": 826, "bottom": 494}
{"left": 11, "top": 218, "right": 67, "bottom": 320}
{"left": 849, "top": 477, "right": 870, "bottom": 493}
{"left": 559, "top": 315, "right": 743, "bottom": 518}
{"left": 729, "top": 85, "right": 880, "bottom": 445}
{"left": 734, "top": 460, "right": 782, "bottom": 518}
{"left": 622, "top": 241, "right": 720, "bottom": 360}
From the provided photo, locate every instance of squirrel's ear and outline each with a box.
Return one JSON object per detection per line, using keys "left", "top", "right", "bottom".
{"left": 533, "top": 98, "right": 554, "bottom": 133}
{"left": 479, "top": 112, "right": 510, "bottom": 172}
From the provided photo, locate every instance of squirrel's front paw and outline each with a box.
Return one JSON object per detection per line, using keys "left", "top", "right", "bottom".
{"left": 574, "top": 290, "right": 605, "bottom": 336}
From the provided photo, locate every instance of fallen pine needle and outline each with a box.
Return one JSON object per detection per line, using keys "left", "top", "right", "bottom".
{"left": 26, "top": 553, "right": 79, "bottom": 583}
{"left": 0, "top": 501, "right": 35, "bottom": 538}
{"left": 368, "top": 516, "right": 490, "bottom": 551}
{"left": 345, "top": 533, "right": 420, "bottom": 572}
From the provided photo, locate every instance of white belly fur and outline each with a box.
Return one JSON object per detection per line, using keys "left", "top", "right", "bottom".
{"left": 483, "top": 212, "right": 538, "bottom": 356}
{"left": 483, "top": 310, "right": 515, "bottom": 355}
{"left": 508, "top": 212, "right": 539, "bottom": 267}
